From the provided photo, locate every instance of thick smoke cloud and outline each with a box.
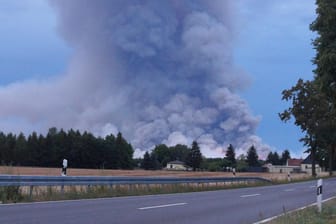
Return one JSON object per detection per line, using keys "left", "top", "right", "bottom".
{"left": 0, "top": 0, "right": 272, "bottom": 158}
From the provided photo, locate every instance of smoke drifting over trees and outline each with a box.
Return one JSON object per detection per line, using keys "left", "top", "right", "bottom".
{"left": 0, "top": 0, "right": 272, "bottom": 158}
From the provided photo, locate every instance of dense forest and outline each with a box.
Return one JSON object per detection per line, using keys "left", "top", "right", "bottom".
{"left": 0, "top": 127, "right": 133, "bottom": 169}
{"left": 0, "top": 127, "right": 296, "bottom": 172}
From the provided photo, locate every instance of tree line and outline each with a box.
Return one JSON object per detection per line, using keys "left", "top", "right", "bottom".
{"left": 0, "top": 127, "right": 293, "bottom": 172}
{"left": 0, "top": 128, "right": 204, "bottom": 171}
{"left": 141, "top": 141, "right": 202, "bottom": 171}
{"left": 280, "top": 0, "right": 336, "bottom": 176}
{"left": 142, "top": 143, "right": 292, "bottom": 172}
{"left": 0, "top": 127, "right": 133, "bottom": 169}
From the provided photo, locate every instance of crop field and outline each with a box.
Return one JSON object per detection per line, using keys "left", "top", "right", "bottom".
{"left": 0, "top": 166, "right": 330, "bottom": 203}
{"left": 0, "top": 166, "right": 328, "bottom": 181}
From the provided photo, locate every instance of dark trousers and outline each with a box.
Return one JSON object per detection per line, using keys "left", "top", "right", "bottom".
{"left": 62, "top": 167, "right": 67, "bottom": 175}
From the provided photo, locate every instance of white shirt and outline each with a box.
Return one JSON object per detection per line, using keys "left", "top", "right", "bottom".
{"left": 63, "top": 159, "right": 68, "bottom": 168}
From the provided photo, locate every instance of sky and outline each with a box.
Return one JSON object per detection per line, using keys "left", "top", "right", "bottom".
{"left": 0, "top": 0, "right": 316, "bottom": 159}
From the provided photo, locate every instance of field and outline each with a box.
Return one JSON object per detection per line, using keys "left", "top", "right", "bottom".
{"left": 0, "top": 166, "right": 328, "bottom": 181}
{"left": 0, "top": 166, "right": 330, "bottom": 204}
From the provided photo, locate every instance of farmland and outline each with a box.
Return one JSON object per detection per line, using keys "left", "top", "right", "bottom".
{"left": 0, "top": 166, "right": 327, "bottom": 181}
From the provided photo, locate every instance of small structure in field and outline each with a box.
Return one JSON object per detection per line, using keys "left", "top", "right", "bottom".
{"left": 166, "top": 160, "right": 188, "bottom": 171}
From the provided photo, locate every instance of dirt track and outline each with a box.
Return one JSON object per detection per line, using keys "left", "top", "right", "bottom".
{"left": 0, "top": 166, "right": 328, "bottom": 181}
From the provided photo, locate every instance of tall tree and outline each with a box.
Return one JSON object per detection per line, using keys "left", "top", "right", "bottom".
{"left": 152, "top": 144, "right": 171, "bottom": 167}
{"left": 273, "top": 152, "right": 281, "bottom": 165}
{"left": 280, "top": 79, "right": 330, "bottom": 176}
{"left": 281, "top": 150, "right": 291, "bottom": 165}
{"left": 115, "top": 132, "right": 134, "bottom": 169}
{"left": 247, "top": 145, "right": 259, "bottom": 167}
{"left": 142, "top": 151, "right": 152, "bottom": 170}
{"left": 170, "top": 144, "right": 190, "bottom": 162}
{"left": 267, "top": 151, "right": 281, "bottom": 165}
{"left": 26, "top": 132, "right": 40, "bottom": 166}
{"left": 310, "top": 0, "right": 336, "bottom": 175}
{"left": 187, "top": 141, "right": 202, "bottom": 171}
{"left": 266, "top": 152, "right": 274, "bottom": 164}
{"left": 225, "top": 144, "right": 236, "bottom": 167}
{"left": 15, "top": 133, "right": 27, "bottom": 165}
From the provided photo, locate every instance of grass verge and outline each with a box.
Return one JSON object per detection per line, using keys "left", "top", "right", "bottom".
{"left": 0, "top": 181, "right": 269, "bottom": 203}
{"left": 266, "top": 197, "right": 336, "bottom": 224}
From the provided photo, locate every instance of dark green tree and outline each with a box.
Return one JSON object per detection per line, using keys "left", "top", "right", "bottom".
{"left": 0, "top": 128, "right": 136, "bottom": 169}
{"left": 247, "top": 145, "right": 259, "bottom": 167}
{"left": 281, "top": 150, "right": 291, "bottom": 165}
{"left": 170, "top": 144, "right": 190, "bottom": 163}
{"left": 115, "top": 132, "right": 134, "bottom": 169}
{"left": 266, "top": 152, "right": 273, "bottom": 164}
{"left": 142, "top": 151, "right": 152, "bottom": 170}
{"left": 187, "top": 141, "right": 202, "bottom": 171}
{"left": 14, "top": 133, "right": 27, "bottom": 165}
{"left": 152, "top": 144, "right": 171, "bottom": 167}
{"left": 280, "top": 79, "right": 330, "bottom": 176}
{"left": 225, "top": 144, "right": 236, "bottom": 168}
{"left": 236, "top": 154, "right": 248, "bottom": 172}
{"left": 310, "top": 0, "right": 336, "bottom": 176}
{"left": 103, "top": 134, "right": 117, "bottom": 169}
{"left": 26, "top": 132, "right": 40, "bottom": 166}
{"left": 3, "top": 133, "right": 16, "bottom": 165}
{"left": 149, "top": 152, "right": 161, "bottom": 170}
{"left": 272, "top": 152, "right": 281, "bottom": 165}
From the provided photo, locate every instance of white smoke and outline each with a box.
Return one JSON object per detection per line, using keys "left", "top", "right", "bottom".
{"left": 0, "top": 0, "right": 272, "bottom": 158}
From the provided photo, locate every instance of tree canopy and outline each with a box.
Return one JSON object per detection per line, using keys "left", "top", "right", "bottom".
{"left": 246, "top": 145, "right": 259, "bottom": 167}
{"left": 225, "top": 144, "right": 236, "bottom": 168}
{"left": 0, "top": 128, "right": 134, "bottom": 169}
{"left": 280, "top": 0, "right": 336, "bottom": 176}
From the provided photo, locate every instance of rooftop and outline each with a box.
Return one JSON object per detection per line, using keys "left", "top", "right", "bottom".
{"left": 287, "top": 158, "right": 303, "bottom": 166}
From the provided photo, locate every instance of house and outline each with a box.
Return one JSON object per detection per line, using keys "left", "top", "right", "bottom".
{"left": 287, "top": 158, "right": 303, "bottom": 167}
{"left": 301, "top": 155, "right": 322, "bottom": 174}
{"left": 264, "top": 163, "right": 300, "bottom": 173}
{"left": 166, "top": 160, "right": 188, "bottom": 171}
{"left": 263, "top": 158, "right": 303, "bottom": 173}
{"left": 265, "top": 156, "right": 322, "bottom": 174}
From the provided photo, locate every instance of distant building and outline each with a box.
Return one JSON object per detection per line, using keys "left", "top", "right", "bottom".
{"left": 166, "top": 160, "right": 188, "bottom": 171}
{"left": 287, "top": 158, "right": 303, "bottom": 167}
{"left": 301, "top": 155, "right": 322, "bottom": 174}
{"left": 264, "top": 156, "right": 321, "bottom": 174}
{"left": 264, "top": 163, "right": 300, "bottom": 174}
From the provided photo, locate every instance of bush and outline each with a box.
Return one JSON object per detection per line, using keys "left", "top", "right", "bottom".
{"left": 0, "top": 186, "right": 23, "bottom": 203}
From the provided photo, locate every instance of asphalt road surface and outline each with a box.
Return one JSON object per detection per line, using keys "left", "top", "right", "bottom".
{"left": 1, "top": 178, "right": 336, "bottom": 224}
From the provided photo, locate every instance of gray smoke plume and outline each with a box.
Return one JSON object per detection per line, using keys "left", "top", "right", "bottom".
{"left": 0, "top": 0, "right": 272, "bottom": 158}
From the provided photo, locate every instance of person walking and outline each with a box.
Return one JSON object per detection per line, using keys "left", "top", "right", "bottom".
{"left": 61, "top": 158, "right": 68, "bottom": 176}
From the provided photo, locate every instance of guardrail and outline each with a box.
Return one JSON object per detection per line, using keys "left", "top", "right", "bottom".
{"left": 0, "top": 175, "right": 271, "bottom": 187}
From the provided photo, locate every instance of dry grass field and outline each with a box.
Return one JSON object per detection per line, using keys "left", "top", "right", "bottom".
{"left": 0, "top": 166, "right": 328, "bottom": 181}
{"left": 0, "top": 166, "right": 330, "bottom": 203}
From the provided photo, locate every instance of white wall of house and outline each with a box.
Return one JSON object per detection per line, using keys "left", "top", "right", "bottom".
{"left": 267, "top": 165, "right": 299, "bottom": 173}
{"left": 166, "top": 163, "right": 187, "bottom": 171}
{"left": 301, "top": 164, "right": 322, "bottom": 174}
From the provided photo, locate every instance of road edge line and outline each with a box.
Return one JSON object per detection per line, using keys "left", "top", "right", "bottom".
{"left": 253, "top": 196, "right": 336, "bottom": 224}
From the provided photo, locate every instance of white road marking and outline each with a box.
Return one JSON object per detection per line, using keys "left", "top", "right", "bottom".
{"left": 284, "top": 189, "right": 295, "bottom": 192}
{"left": 138, "top": 202, "right": 187, "bottom": 210}
{"left": 240, "top": 193, "right": 261, "bottom": 198}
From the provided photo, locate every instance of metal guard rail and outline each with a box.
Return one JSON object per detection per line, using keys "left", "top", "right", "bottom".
{"left": 0, "top": 175, "right": 271, "bottom": 187}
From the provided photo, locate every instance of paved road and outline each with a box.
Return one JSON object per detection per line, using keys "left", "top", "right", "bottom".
{"left": 1, "top": 178, "right": 336, "bottom": 224}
